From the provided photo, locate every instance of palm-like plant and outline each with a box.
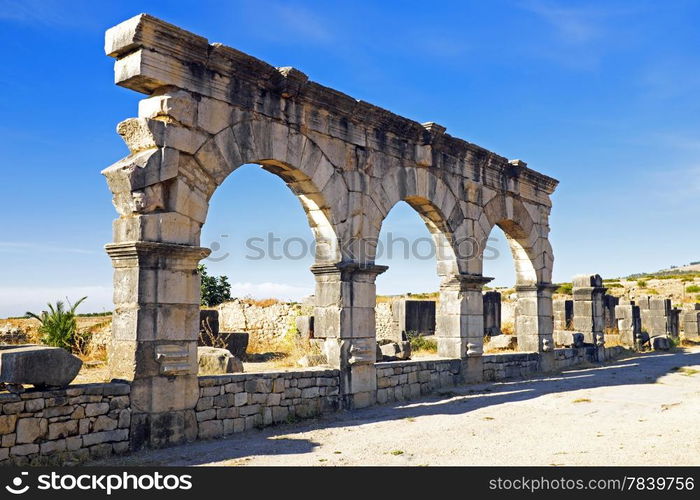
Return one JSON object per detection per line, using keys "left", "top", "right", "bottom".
{"left": 25, "top": 296, "right": 87, "bottom": 351}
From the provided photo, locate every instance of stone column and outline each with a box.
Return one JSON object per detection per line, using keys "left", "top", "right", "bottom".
{"left": 682, "top": 304, "right": 700, "bottom": 341}
{"left": 572, "top": 274, "right": 606, "bottom": 346}
{"left": 106, "top": 241, "right": 209, "bottom": 450}
{"left": 615, "top": 301, "right": 642, "bottom": 348}
{"left": 436, "top": 274, "right": 492, "bottom": 382}
{"left": 311, "top": 262, "right": 387, "bottom": 409}
{"left": 514, "top": 284, "right": 556, "bottom": 353}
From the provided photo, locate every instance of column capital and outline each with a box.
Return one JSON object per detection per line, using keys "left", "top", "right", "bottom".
{"left": 310, "top": 261, "right": 388, "bottom": 280}
{"left": 515, "top": 283, "right": 559, "bottom": 293}
{"left": 441, "top": 273, "right": 493, "bottom": 291}
{"left": 106, "top": 241, "right": 211, "bottom": 268}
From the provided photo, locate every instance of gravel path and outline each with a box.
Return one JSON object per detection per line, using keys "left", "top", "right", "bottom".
{"left": 98, "top": 347, "right": 700, "bottom": 466}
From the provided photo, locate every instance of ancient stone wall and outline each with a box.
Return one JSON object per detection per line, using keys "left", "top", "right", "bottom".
{"left": 376, "top": 359, "right": 461, "bottom": 404}
{"left": 0, "top": 382, "right": 131, "bottom": 465}
{"left": 217, "top": 299, "right": 312, "bottom": 340}
{"left": 195, "top": 369, "right": 340, "bottom": 437}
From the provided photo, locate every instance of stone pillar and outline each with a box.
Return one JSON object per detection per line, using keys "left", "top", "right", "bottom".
{"left": 682, "top": 304, "right": 700, "bottom": 341}
{"left": 311, "top": 262, "right": 387, "bottom": 409}
{"left": 603, "top": 294, "right": 619, "bottom": 331}
{"left": 106, "top": 241, "right": 209, "bottom": 450}
{"left": 572, "top": 274, "right": 606, "bottom": 346}
{"left": 553, "top": 299, "right": 573, "bottom": 331}
{"left": 615, "top": 301, "right": 642, "bottom": 348}
{"left": 436, "top": 274, "right": 492, "bottom": 356}
{"left": 646, "top": 298, "right": 672, "bottom": 336}
{"left": 483, "top": 291, "right": 502, "bottom": 336}
{"left": 514, "top": 284, "right": 556, "bottom": 353}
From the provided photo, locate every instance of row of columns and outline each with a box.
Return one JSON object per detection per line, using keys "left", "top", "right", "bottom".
{"left": 106, "top": 243, "right": 556, "bottom": 443}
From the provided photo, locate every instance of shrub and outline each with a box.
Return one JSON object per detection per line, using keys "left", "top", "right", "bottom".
{"left": 686, "top": 285, "right": 700, "bottom": 293}
{"left": 555, "top": 283, "right": 572, "bottom": 295}
{"left": 406, "top": 331, "right": 437, "bottom": 352}
{"left": 637, "top": 280, "right": 648, "bottom": 288}
{"left": 25, "top": 297, "right": 87, "bottom": 352}
{"left": 198, "top": 265, "right": 231, "bottom": 307}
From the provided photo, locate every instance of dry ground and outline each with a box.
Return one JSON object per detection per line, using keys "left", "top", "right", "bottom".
{"left": 95, "top": 346, "right": 700, "bottom": 466}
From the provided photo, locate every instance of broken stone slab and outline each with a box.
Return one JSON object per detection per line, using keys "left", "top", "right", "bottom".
{"left": 197, "top": 346, "right": 243, "bottom": 375}
{"left": 378, "top": 341, "right": 411, "bottom": 361}
{"left": 0, "top": 345, "right": 82, "bottom": 388}
{"left": 650, "top": 335, "right": 671, "bottom": 351}
{"left": 487, "top": 334, "right": 517, "bottom": 350}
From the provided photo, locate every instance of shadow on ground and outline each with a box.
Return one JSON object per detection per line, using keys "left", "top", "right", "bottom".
{"left": 98, "top": 348, "right": 700, "bottom": 466}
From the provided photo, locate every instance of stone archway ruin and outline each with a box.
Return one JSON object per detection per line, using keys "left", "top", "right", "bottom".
{"left": 103, "top": 14, "right": 558, "bottom": 446}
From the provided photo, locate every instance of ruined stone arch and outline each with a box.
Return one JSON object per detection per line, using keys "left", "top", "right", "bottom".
{"left": 366, "top": 168, "right": 463, "bottom": 276}
{"left": 102, "top": 14, "right": 559, "bottom": 439}
{"left": 188, "top": 119, "right": 345, "bottom": 264}
{"left": 476, "top": 194, "right": 553, "bottom": 286}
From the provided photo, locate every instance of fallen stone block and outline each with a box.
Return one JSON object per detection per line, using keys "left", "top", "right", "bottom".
{"left": 650, "top": 335, "right": 670, "bottom": 351}
{"left": 487, "top": 334, "right": 517, "bottom": 350}
{"left": 553, "top": 331, "right": 585, "bottom": 348}
{"left": 0, "top": 345, "right": 82, "bottom": 388}
{"left": 378, "top": 341, "right": 412, "bottom": 361}
{"left": 197, "top": 347, "right": 243, "bottom": 375}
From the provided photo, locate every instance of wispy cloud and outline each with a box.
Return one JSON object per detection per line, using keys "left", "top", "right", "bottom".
{"left": 521, "top": 0, "right": 604, "bottom": 45}
{"left": 237, "top": 1, "right": 333, "bottom": 44}
{"left": 0, "top": 0, "right": 79, "bottom": 27}
{"left": 0, "top": 242, "right": 97, "bottom": 254}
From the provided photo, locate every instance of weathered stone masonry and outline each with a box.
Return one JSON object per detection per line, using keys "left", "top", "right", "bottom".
{"left": 102, "top": 14, "right": 558, "bottom": 448}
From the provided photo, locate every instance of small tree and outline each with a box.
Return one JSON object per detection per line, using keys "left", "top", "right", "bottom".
{"left": 25, "top": 296, "right": 87, "bottom": 352}
{"left": 198, "top": 265, "right": 232, "bottom": 307}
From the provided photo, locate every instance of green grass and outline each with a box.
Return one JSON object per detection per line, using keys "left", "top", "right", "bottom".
{"left": 686, "top": 285, "right": 700, "bottom": 293}
{"left": 390, "top": 450, "right": 404, "bottom": 456}
{"left": 572, "top": 398, "right": 592, "bottom": 403}
{"left": 407, "top": 331, "right": 438, "bottom": 352}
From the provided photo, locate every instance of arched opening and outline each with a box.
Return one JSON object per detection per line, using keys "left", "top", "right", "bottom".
{"left": 374, "top": 198, "right": 458, "bottom": 361}
{"left": 482, "top": 224, "right": 537, "bottom": 351}
{"left": 198, "top": 160, "right": 339, "bottom": 373}
{"left": 478, "top": 194, "right": 549, "bottom": 353}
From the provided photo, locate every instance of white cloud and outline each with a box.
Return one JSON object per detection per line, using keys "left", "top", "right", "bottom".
{"left": 0, "top": 285, "right": 113, "bottom": 318}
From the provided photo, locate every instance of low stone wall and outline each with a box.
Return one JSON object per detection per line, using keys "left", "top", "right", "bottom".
{"left": 0, "top": 382, "right": 130, "bottom": 465}
{"left": 376, "top": 359, "right": 461, "bottom": 404}
{"left": 195, "top": 368, "right": 341, "bottom": 438}
{"left": 482, "top": 352, "right": 541, "bottom": 381}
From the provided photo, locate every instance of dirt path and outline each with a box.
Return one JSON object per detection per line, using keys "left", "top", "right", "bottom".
{"left": 97, "top": 347, "right": 700, "bottom": 466}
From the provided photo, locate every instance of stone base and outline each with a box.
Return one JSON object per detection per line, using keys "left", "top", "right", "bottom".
{"left": 130, "top": 409, "right": 197, "bottom": 451}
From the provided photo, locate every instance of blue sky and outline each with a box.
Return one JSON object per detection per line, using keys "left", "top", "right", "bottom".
{"left": 1, "top": 0, "right": 699, "bottom": 317}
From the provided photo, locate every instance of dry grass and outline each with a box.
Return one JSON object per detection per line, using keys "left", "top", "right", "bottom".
{"left": 247, "top": 329, "right": 325, "bottom": 369}
{"left": 572, "top": 398, "right": 592, "bottom": 403}
{"left": 239, "top": 297, "right": 281, "bottom": 308}
{"left": 500, "top": 321, "right": 515, "bottom": 335}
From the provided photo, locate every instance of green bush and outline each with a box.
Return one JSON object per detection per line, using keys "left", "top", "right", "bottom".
{"left": 25, "top": 297, "right": 87, "bottom": 352}
{"left": 637, "top": 280, "right": 648, "bottom": 288}
{"left": 406, "top": 331, "right": 437, "bottom": 352}
{"left": 555, "top": 283, "right": 573, "bottom": 295}
{"left": 198, "top": 265, "right": 232, "bottom": 307}
{"left": 686, "top": 285, "right": 700, "bottom": 293}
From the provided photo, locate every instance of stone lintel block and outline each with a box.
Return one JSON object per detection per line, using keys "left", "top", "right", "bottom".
{"left": 138, "top": 90, "right": 197, "bottom": 128}
{"left": 572, "top": 274, "right": 603, "bottom": 288}
{"left": 116, "top": 118, "right": 208, "bottom": 155}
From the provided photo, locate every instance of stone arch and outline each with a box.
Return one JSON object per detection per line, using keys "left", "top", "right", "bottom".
{"left": 475, "top": 194, "right": 550, "bottom": 286}
{"left": 173, "top": 118, "right": 346, "bottom": 264}
{"left": 366, "top": 167, "right": 463, "bottom": 276}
